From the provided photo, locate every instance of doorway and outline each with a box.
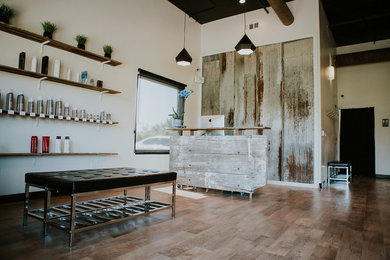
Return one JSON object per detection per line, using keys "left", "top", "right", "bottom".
{"left": 340, "top": 107, "right": 375, "bottom": 176}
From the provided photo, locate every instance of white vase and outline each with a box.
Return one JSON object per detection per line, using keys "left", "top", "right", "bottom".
{"left": 173, "top": 118, "right": 182, "bottom": 128}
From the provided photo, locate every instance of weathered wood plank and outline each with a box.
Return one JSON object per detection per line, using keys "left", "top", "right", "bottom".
{"left": 282, "top": 38, "right": 314, "bottom": 183}
{"left": 257, "top": 44, "right": 283, "bottom": 181}
{"left": 243, "top": 51, "right": 258, "bottom": 127}
{"left": 170, "top": 136, "right": 267, "bottom": 193}
{"left": 234, "top": 52, "right": 245, "bottom": 126}
{"left": 202, "top": 58, "right": 220, "bottom": 115}
{"left": 219, "top": 52, "right": 236, "bottom": 127}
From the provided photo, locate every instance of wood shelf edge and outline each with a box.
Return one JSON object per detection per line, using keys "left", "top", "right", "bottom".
{"left": 0, "top": 109, "right": 119, "bottom": 125}
{"left": 167, "top": 127, "right": 271, "bottom": 131}
{"left": 0, "top": 153, "right": 118, "bottom": 157}
{"left": 0, "top": 22, "right": 122, "bottom": 66}
{"left": 0, "top": 65, "right": 121, "bottom": 94}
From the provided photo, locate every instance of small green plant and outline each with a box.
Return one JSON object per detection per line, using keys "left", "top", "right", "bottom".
{"left": 75, "top": 34, "right": 88, "bottom": 45}
{"left": 75, "top": 34, "right": 88, "bottom": 49}
{"left": 41, "top": 21, "right": 57, "bottom": 38}
{"left": 0, "top": 3, "right": 15, "bottom": 24}
{"left": 168, "top": 107, "right": 182, "bottom": 119}
{"left": 103, "top": 45, "right": 113, "bottom": 55}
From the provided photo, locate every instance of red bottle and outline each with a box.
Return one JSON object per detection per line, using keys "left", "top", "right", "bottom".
{"left": 42, "top": 136, "right": 50, "bottom": 153}
{"left": 31, "top": 136, "right": 38, "bottom": 153}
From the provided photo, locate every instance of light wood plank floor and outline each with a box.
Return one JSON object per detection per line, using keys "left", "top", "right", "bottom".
{"left": 0, "top": 177, "right": 389, "bottom": 259}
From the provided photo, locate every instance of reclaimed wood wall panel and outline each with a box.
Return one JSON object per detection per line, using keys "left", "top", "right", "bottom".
{"left": 282, "top": 38, "right": 314, "bottom": 183}
{"left": 201, "top": 38, "right": 314, "bottom": 184}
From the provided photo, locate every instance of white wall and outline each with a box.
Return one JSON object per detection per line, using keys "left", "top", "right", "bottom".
{"left": 0, "top": 0, "right": 201, "bottom": 195}
{"left": 319, "top": 1, "right": 338, "bottom": 169}
{"left": 337, "top": 60, "right": 390, "bottom": 176}
{"left": 201, "top": 0, "right": 319, "bottom": 56}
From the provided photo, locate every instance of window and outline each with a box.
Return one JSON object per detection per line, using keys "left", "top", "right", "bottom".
{"left": 135, "top": 69, "right": 185, "bottom": 154}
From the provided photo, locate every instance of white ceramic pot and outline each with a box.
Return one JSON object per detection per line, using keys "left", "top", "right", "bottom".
{"left": 173, "top": 118, "right": 182, "bottom": 128}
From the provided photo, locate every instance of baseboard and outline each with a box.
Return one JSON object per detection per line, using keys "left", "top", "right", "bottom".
{"left": 267, "top": 180, "right": 317, "bottom": 189}
{"left": 376, "top": 174, "right": 390, "bottom": 179}
{"left": 0, "top": 191, "right": 46, "bottom": 204}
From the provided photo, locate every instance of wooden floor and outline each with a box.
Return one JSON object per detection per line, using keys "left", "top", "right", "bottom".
{"left": 0, "top": 177, "right": 389, "bottom": 259}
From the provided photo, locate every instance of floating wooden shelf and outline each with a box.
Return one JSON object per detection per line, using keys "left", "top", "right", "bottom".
{"left": 0, "top": 109, "right": 118, "bottom": 125}
{"left": 0, "top": 65, "right": 121, "bottom": 94}
{"left": 168, "top": 126, "right": 271, "bottom": 136}
{"left": 0, "top": 153, "right": 118, "bottom": 157}
{"left": 0, "top": 22, "right": 122, "bottom": 66}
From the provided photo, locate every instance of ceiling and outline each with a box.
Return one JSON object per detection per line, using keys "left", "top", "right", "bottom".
{"left": 167, "top": 0, "right": 390, "bottom": 47}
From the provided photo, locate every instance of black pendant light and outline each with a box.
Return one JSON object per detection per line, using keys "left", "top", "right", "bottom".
{"left": 176, "top": 13, "right": 192, "bottom": 66}
{"left": 235, "top": 2, "right": 256, "bottom": 55}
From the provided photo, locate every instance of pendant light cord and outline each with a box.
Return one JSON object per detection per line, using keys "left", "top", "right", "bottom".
{"left": 243, "top": 3, "right": 247, "bottom": 34}
{"left": 183, "top": 13, "right": 186, "bottom": 48}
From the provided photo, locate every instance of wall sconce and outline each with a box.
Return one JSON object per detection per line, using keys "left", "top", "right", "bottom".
{"left": 328, "top": 65, "right": 335, "bottom": 80}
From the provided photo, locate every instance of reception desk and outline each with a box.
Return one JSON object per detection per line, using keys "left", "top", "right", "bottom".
{"left": 169, "top": 129, "right": 269, "bottom": 198}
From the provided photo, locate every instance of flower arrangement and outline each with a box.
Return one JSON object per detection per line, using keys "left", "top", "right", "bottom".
{"left": 178, "top": 89, "right": 193, "bottom": 99}
{"left": 168, "top": 89, "right": 193, "bottom": 127}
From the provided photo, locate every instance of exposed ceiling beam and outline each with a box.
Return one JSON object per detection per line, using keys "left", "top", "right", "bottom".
{"left": 336, "top": 48, "right": 390, "bottom": 67}
{"left": 267, "top": 0, "right": 294, "bottom": 25}
{"left": 330, "top": 12, "right": 390, "bottom": 28}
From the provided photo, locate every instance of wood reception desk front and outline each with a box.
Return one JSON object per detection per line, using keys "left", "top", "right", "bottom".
{"left": 169, "top": 130, "right": 269, "bottom": 198}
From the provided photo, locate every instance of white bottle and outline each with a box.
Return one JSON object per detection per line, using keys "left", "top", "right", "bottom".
{"left": 53, "top": 59, "right": 61, "bottom": 78}
{"left": 55, "top": 136, "right": 62, "bottom": 153}
{"left": 64, "top": 136, "right": 70, "bottom": 153}
{"left": 66, "top": 69, "right": 71, "bottom": 80}
{"left": 31, "top": 56, "right": 37, "bottom": 72}
{"left": 76, "top": 72, "right": 80, "bottom": 83}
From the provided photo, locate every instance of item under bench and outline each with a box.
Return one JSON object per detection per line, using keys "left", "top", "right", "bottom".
{"left": 23, "top": 167, "right": 177, "bottom": 247}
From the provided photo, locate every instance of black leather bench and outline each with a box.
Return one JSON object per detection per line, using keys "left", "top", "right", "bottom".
{"left": 23, "top": 167, "right": 177, "bottom": 246}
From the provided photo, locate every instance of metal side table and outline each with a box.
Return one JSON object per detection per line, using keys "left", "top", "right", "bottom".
{"left": 327, "top": 161, "right": 352, "bottom": 185}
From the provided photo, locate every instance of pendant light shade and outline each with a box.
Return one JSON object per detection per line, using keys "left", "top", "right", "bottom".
{"left": 235, "top": 34, "right": 256, "bottom": 55}
{"left": 176, "top": 48, "right": 192, "bottom": 66}
{"left": 236, "top": 2, "right": 256, "bottom": 55}
{"left": 176, "top": 13, "right": 192, "bottom": 66}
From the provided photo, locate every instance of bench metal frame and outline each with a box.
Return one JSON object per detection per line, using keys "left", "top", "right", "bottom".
{"left": 23, "top": 181, "right": 176, "bottom": 247}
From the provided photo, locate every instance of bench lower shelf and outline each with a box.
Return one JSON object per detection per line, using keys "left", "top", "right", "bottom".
{"left": 28, "top": 195, "right": 171, "bottom": 232}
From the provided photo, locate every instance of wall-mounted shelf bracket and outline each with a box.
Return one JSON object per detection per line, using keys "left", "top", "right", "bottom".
{"left": 99, "top": 90, "right": 110, "bottom": 101}
{"left": 40, "top": 40, "right": 51, "bottom": 53}
{"left": 101, "top": 60, "right": 111, "bottom": 71}
{"left": 37, "top": 77, "right": 48, "bottom": 89}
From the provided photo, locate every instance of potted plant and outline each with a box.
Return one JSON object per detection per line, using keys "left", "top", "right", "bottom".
{"left": 75, "top": 34, "right": 88, "bottom": 50}
{"left": 169, "top": 107, "right": 182, "bottom": 128}
{"left": 41, "top": 21, "right": 57, "bottom": 39}
{"left": 0, "top": 3, "right": 15, "bottom": 24}
{"left": 103, "top": 45, "right": 113, "bottom": 58}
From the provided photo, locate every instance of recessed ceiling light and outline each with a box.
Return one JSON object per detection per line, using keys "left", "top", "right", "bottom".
{"left": 239, "top": 0, "right": 246, "bottom": 3}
